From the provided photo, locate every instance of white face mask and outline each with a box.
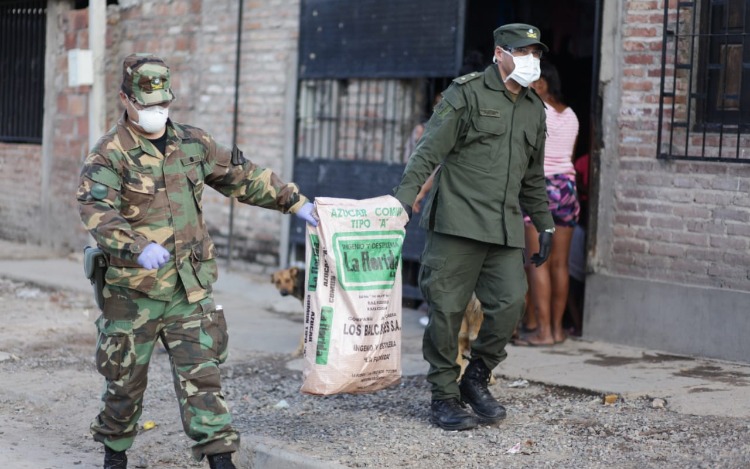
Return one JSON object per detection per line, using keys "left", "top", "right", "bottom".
{"left": 502, "top": 49, "right": 541, "bottom": 88}
{"left": 128, "top": 100, "right": 169, "bottom": 133}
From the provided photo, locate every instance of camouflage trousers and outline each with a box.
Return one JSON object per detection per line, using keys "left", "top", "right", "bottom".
{"left": 91, "top": 282, "right": 240, "bottom": 460}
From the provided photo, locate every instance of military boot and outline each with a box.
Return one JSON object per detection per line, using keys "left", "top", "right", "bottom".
{"left": 430, "top": 398, "right": 479, "bottom": 431}
{"left": 208, "top": 452, "right": 236, "bottom": 469}
{"left": 459, "top": 358, "right": 506, "bottom": 424}
{"left": 104, "top": 446, "right": 127, "bottom": 469}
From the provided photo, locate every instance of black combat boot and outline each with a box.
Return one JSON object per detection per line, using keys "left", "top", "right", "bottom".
{"left": 208, "top": 452, "right": 237, "bottom": 469}
{"left": 459, "top": 358, "right": 506, "bottom": 424}
{"left": 104, "top": 446, "right": 127, "bottom": 469}
{"left": 430, "top": 398, "right": 479, "bottom": 431}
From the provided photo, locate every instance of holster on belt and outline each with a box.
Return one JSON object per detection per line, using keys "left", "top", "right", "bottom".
{"left": 83, "top": 245, "right": 108, "bottom": 311}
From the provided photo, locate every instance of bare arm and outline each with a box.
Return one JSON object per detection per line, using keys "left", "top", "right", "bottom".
{"left": 413, "top": 165, "right": 441, "bottom": 214}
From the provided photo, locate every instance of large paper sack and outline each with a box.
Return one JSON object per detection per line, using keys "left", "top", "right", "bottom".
{"left": 302, "top": 195, "right": 409, "bottom": 395}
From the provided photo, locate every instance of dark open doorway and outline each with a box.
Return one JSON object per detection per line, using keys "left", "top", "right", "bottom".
{"left": 289, "top": 0, "right": 601, "bottom": 320}
{"left": 461, "top": 0, "right": 597, "bottom": 160}
{"left": 460, "top": 0, "right": 600, "bottom": 336}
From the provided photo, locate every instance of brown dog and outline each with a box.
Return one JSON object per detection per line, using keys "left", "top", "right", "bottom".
{"left": 271, "top": 266, "right": 306, "bottom": 356}
{"left": 271, "top": 266, "right": 305, "bottom": 302}
{"left": 457, "top": 293, "right": 484, "bottom": 380}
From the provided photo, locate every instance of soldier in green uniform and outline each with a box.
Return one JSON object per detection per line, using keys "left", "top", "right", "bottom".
{"left": 394, "top": 24, "right": 556, "bottom": 431}
{"left": 77, "top": 54, "right": 318, "bottom": 469}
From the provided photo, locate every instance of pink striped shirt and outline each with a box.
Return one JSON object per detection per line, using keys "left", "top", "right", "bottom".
{"left": 542, "top": 102, "right": 579, "bottom": 177}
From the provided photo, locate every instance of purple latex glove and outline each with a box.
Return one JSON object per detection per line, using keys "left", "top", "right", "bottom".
{"left": 295, "top": 202, "right": 318, "bottom": 227}
{"left": 137, "top": 243, "right": 171, "bottom": 270}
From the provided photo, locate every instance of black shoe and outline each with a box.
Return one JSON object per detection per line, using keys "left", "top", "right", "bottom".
{"left": 208, "top": 452, "right": 237, "bottom": 469}
{"left": 459, "top": 358, "right": 506, "bottom": 424}
{"left": 430, "top": 398, "right": 479, "bottom": 431}
{"left": 104, "top": 446, "right": 127, "bottom": 469}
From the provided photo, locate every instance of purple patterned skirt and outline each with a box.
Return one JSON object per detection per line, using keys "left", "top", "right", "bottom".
{"left": 524, "top": 173, "right": 580, "bottom": 227}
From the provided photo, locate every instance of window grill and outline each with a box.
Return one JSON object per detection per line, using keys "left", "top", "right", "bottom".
{"left": 0, "top": 0, "right": 47, "bottom": 144}
{"left": 657, "top": 0, "right": 750, "bottom": 162}
{"left": 296, "top": 77, "right": 450, "bottom": 163}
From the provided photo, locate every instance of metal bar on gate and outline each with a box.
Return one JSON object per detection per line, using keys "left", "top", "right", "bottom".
{"left": 11, "top": 6, "right": 21, "bottom": 138}
{"left": 21, "top": 5, "right": 30, "bottom": 138}
{"left": 363, "top": 79, "right": 371, "bottom": 160}
{"left": 327, "top": 80, "right": 335, "bottom": 159}
{"left": 684, "top": 1, "right": 699, "bottom": 159}
{"left": 736, "top": 0, "right": 747, "bottom": 160}
{"left": 668, "top": 2, "right": 681, "bottom": 159}
{"left": 717, "top": 3, "right": 728, "bottom": 159}
{"left": 353, "top": 80, "right": 361, "bottom": 159}
{"left": 23, "top": 5, "right": 32, "bottom": 138}
{"left": 400, "top": 80, "right": 409, "bottom": 164}
{"left": 227, "top": 0, "right": 245, "bottom": 267}
{"left": 334, "top": 80, "right": 341, "bottom": 160}
{"left": 314, "top": 80, "right": 320, "bottom": 158}
{"left": 700, "top": 2, "right": 714, "bottom": 159}
{"left": 381, "top": 80, "right": 389, "bottom": 163}
{"left": 343, "top": 80, "right": 350, "bottom": 159}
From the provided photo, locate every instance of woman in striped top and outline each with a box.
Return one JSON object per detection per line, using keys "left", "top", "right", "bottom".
{"left": 517, "top": 62, "right": 580, "bottom": 346}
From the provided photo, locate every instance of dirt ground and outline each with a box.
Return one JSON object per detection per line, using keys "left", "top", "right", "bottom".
{"left": 0, "top": 277, "right": 205, "bottom": 469}
{"left": 3, "top": 275, "right": 750, "bottom": 469}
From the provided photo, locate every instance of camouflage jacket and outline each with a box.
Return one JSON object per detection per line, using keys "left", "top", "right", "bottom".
{"left": 77, "top": 114, "right": 308, "bottom": 303}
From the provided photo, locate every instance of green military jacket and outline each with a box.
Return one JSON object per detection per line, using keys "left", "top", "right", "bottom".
{"left": 395, "top": 65, "right": 554, "bottom": 247}
{"left": 77, "top": 114, "right": 308, "bottom": 303}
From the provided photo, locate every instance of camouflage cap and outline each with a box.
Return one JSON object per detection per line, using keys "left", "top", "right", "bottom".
{"left": 493, "top": 23, "right": 549, "bottom": 53}
{"left": 121, "top": 53, "right": 175, "bottom": 106}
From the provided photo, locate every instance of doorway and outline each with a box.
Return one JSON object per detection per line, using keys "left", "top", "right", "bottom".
{"left": 461, "top": 0, "right": 600, "bottom": 336}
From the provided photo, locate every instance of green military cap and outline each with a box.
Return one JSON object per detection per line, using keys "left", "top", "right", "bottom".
{"left": 121, "top": 53, "right": 175, "bottom": 106}
{"left": 493, "top": 23, "right": 549, "bottom": 52}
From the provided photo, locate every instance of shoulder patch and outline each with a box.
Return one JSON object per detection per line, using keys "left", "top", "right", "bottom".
{"left": 441, "top": 83, "right": 466, "bottom": 111}
{"left": 87, "top": 164, "right": 121, "bottom": 191}
{"left": 452, "top": 71, "right": 482, "bottom": 85}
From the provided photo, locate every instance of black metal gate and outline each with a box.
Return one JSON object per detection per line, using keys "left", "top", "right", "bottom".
{"left": 0, "top": 0, "right": 47, "bottom": 143}
{"left": 289, "top": 0, "right": 466, "bottom": 302}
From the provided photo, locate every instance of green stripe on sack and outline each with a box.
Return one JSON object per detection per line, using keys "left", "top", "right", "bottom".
{"left": 315, "top": 306, "right": 333, "bottom": 365}
{"left": 307, "top": 234, "right": 319, "bottom": 292}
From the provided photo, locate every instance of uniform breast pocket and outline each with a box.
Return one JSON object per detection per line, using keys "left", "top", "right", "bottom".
{"left": 458, "top": 111, "right": 506, "bottom": 171}
{"left": 121, "top": 169, "right": 155, "bottom": 222}
{"left": 184, "top": 162, "right": 205, "bottom": 212}
{"left": 519, "top": 128, "right": 540, "bottom": 171}
{"left": 524, "top": 128, "right": 539, "bottom": 156}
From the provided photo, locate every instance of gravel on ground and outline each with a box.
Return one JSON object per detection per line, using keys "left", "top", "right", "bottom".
{"left": 1, "top": 277, "right": 748, "bottom": 469}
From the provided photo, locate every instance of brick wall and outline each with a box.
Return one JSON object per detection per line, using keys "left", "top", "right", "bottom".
{"left": 104, "top": 0, "right": 301, "bottom": 265}
{"left": 0, "top": 3, "right": 94, "bottom": 250}
{"left": 225, "top": 0, "right": 301, "bottom": 264}
{"left": 0, "top": 0, "right": 300, "bottom": 265}
{"left": 0, "top": 143, "right": 42, "bottom": 242}
{"left": 49, "top": 7, "right": 95, "bottom": 250}
{"left": 603, "top": 0, "right": 750, "bottom": 291}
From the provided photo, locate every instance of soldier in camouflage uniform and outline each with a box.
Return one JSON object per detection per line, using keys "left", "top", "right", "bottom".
{"left": 77, "top": 53, "right": 317, "bottom": 469}
{"left": 394, "top": 24, "right": 555, "bottom": 431}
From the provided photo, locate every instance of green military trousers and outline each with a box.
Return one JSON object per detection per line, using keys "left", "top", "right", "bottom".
{"left": 419, "top": 231, "right": 527, "bottom": 401}
{"left": 90, "top": 283, "right": 239, "bottom": 460}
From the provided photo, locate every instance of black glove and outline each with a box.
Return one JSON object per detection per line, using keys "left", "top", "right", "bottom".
{"left": 530, "top": 230, "right": 553, "bottom": 267}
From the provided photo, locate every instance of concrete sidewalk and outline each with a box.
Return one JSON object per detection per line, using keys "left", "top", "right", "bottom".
{"left": 1, "top": 239, "right": 749, "bottom": 466}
